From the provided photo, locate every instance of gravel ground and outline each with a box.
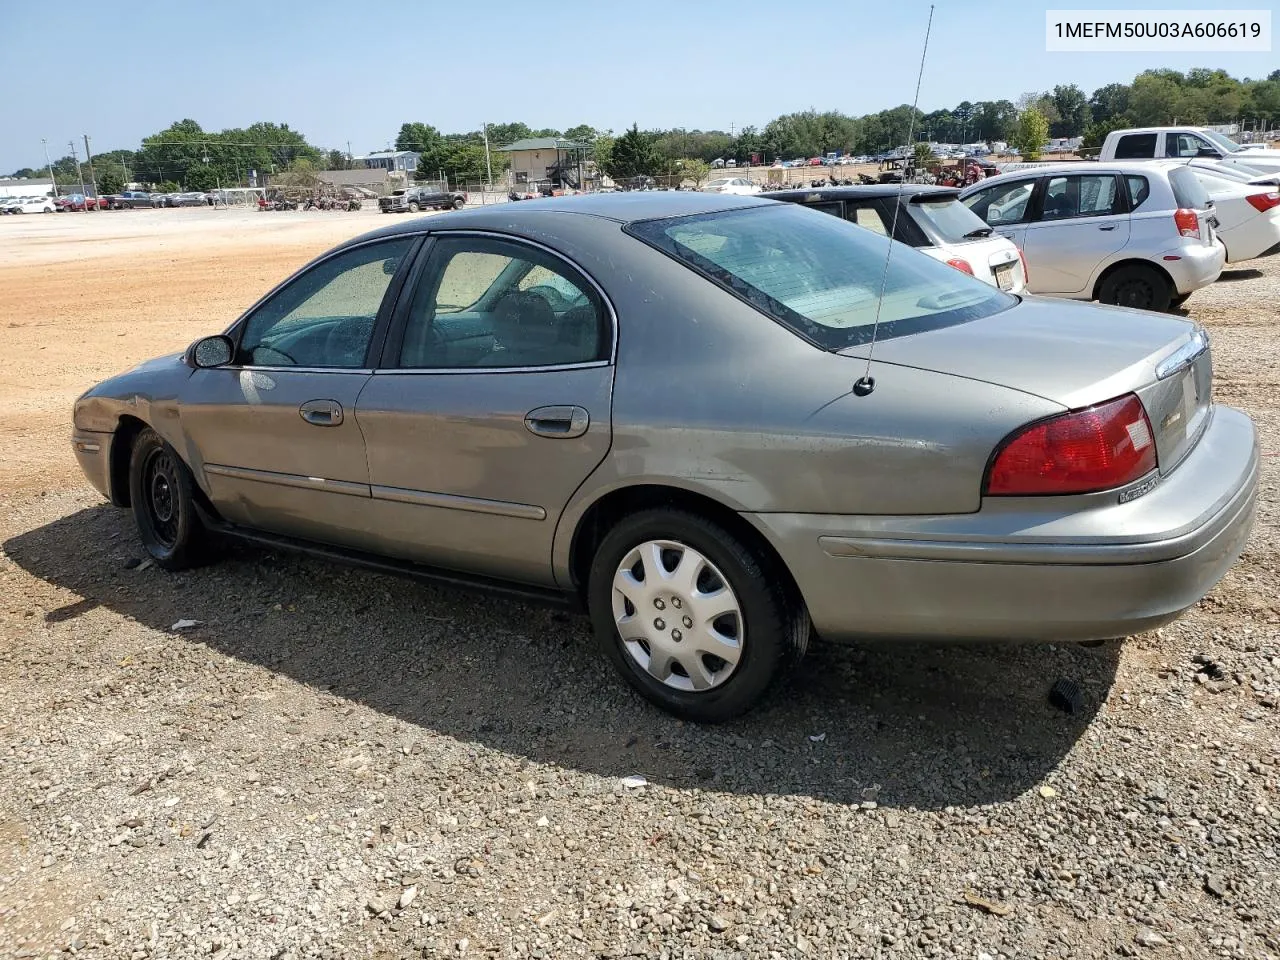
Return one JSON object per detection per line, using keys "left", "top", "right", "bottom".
{"left": 1, "top": 220, "right": 1278, "bottom": 959}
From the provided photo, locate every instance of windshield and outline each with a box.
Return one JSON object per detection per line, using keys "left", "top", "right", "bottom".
{"left": 907, "top": 196, "right": 992, "bottom": 242}
{"left": 1201, "top": 130, "right": 1242, "bottom": 153}
{"left": 626, "top": 203, "right": 1014, "bottom": 350}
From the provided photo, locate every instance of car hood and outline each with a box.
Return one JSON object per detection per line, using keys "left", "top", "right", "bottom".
{"left": 838, "top": 296, "right": 1196, "bottom": 410}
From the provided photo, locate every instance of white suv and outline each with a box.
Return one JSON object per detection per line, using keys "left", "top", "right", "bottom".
{"left": 959, "top": 161, "right": 1224, "bottom": 311}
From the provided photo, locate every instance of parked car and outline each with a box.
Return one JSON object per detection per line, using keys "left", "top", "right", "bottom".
{"left": 8, "top": 196, "right": 56, "bottom": 214}
{"left": 163, "top": 192, "right": 208, "bottom": 207}
{"left": 959, "top": 161, "right": 1224, "bottom": 311}
{"left": 72, "top": 194, "right": 1257, "bottom": 721}
{"left": 1099, "top": 127, "right": 1280, "bottom": 175}
{"left": 110, "top": 191, "right": 156, "bottom": 209}
{"left": 1185, "top": 161, "right": 1280, "bottom": 263}
{"left": 379, "top": 185, "right": 467, "bottom": 214}
{"left": 763, "top": 185, "right": 1027, "bottom": 293}
{"left": 701, "top": 177, "right": 760, "bottom": 196}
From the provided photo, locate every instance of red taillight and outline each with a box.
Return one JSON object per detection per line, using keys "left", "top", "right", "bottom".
{"left": 986, "top": 394, "right": 1157, "bottom": 496}
{"left": 945, "top": 257, "right": 974, "bottom": 275}
{"left": 1173, "top": 208, "right": 1200, "bottom": 238}
{"left": 1246, "top": 191, "right": 1280, "bottom": 213}
{"left": 1017, "top": 247, "right": 1029, "bottom": 285}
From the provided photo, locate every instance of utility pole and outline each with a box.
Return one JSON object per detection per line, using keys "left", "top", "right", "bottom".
{"left": 346, "top": 141, "right": 352, "bottom": 167}
{"left": 83, "top": 134, "right": 99, "bottom": 203}
{"left": 42, "top": 139, "right": 57, "bottom": 195}
{"left": 482, "top": 122, "right": 493, "bottom": 191}
{"left": 69, "top": 141, "right": 88, "bottom": 198}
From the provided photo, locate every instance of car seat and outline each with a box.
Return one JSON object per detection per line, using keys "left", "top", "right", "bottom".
{"left": 480, "top": 290, "right": 560, "bottom": 366}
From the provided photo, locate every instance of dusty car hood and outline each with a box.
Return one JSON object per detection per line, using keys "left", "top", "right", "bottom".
{"left": 839, "top": 296, "right": 1196, "bottom": 410}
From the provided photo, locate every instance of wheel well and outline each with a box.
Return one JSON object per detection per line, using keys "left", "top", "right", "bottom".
{"left": 109, "top": 415, "right": 148, "bottom": 507}
{"left": 1092, "top": 258, "right": 1174, "bottom": 301}
{"left": 568, "top": 484, "right": 803, "bottom": 607}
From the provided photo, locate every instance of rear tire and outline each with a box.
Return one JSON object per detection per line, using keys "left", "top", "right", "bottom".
{"left": 128, "top": 428, "right": 208, "bottom": 571}
{"left": 1169, "top": 293, "right": 1191, "bottom": 310}
{"left": 587, "top": 508, "right": 808, "bottom": 722}
{"left": 1098, "top": 264, "right": 1172, "bottom": 312}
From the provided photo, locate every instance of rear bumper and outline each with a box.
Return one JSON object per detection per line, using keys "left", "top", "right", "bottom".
{"left": 750, "top": 405, "right": 1258, "bottom": 643}
{"left": 72, "top": 430, "right": 115, "bottom": 501}
{"left": 1161, "top": 240, "right": 1226, "bottom": 294}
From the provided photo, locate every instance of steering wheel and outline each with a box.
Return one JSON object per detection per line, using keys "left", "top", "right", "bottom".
{"left": 252, "top": 344, "right": 297, "bottom": 366}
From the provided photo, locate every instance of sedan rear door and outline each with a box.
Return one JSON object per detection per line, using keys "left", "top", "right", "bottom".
{"left": 355, "top": 233, "right": 615, "bottom": 587}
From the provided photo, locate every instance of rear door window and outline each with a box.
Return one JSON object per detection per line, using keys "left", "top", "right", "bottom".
{"left": 848, "top": 203, "right": 890, "bottom": 235}
{"left": 1113, "top": 133, "right": 1157, "bottom": 159}
{"left": 1039, "top": 174, "right": 1122, "bottom": 220}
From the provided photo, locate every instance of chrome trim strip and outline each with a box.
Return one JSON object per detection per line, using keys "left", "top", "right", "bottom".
{"left": 1155, "top": 327, "right": 1209, "bottom": 380}
{"left": 220, "top": 367, "right": 373, "bottom": 375}
{"left": 370, "top": 483, "right": 546, "bottom": 520}
{"left": 373, "top": 360, "right": 610, "bottom": 376}
{"left": 204, "top": 463, "right": 371, "bottom": 497}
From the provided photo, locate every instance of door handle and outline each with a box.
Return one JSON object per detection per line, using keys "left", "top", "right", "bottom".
{"left": 1098, "top": 224, "right": 1117, "bottom": 231}
{"left": 299, "top": 399, "right": 343, "bottom": 426}
{"left": 524, "top": 405, "right": 589, "bottom": 439}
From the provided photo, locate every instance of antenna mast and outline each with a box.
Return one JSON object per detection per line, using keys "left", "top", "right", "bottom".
{"left": 857, "top": 3, "right": 935, "bottom": 397}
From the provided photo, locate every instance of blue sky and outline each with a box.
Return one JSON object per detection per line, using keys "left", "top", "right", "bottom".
{"left": 2, "top": 0, "right": 1274, "bottom": 172}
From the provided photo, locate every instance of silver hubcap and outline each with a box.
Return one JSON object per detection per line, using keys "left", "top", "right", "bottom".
{"left": 611, "top": 540, "right": 744, "bottom": 692}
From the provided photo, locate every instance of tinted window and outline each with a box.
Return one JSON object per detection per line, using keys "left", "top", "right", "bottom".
{"left": 849, "top": 204, "right": 890, "bottom": 235}
{"left": 907, "top": 197, "right": 991, "bottom": 241}
{"left": 239, "top": 238, "right": 413, "bottom": 368}
{"left": 626, "top": 203, "right": 1014, "bottom": 350}
{"left": 399, "top": 236, "right": 606, "bottom": 369}
{"left": 1169, "top": 167, "right": 1211, "bottom": 209}
{"left": 1040, "top": 174, "right": 1121, "bottom": 220}
{"left": 803, "top": 201, "right": 844, "bottom": 218}
{"left": 963, "top": 180, "right": 1035, "bottom": 225}
{"left": 1114, "top": 133, "right": 1157, "bottom": 159}
{"left": 1125, "top": 175, "right": 1151, "bottom": 210}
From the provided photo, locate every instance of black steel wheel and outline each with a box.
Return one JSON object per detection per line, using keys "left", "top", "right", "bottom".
{"left": 1098, "top": 264, "right": 1172, "bottom": 312}
{"left": 128, "top": 428, "right": 208, "bottom": 570}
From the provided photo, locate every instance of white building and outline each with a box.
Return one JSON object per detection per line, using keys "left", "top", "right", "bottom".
{"left": 0, "top": 177, "right": 55, "bottom": 199}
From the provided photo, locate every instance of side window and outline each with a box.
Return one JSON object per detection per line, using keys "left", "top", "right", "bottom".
{"left": 963, "top": 180, "right": 1035, "bottom": 226}
{"left": 1166, "top": 133, "right": 1212, "bottom": 158}
{"left": 1125, "top": 175, "right": 1151, "bottom": 210}
{"left": 848, "top": 204, "right": 889, "bottom": 235}
{"left": 238, "top": 238, "right": 413, "bottom": 368}
{"left": 399, "top": 236, "right": 607, "bottom": 369}
{"left": 1040, "top": 175, "right": 1121, "bottom": 220}
{"left": 1114, "top": 133, "right": 1157, "bottom": 159}
{"left": 802, "top": 201, "right": 844, "bottom": 219}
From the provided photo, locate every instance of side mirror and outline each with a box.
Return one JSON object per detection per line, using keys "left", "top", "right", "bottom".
{"left": 188, "top": 334, "right": 234, "bottom": 369}
{"left": 1196, "top": 148, "right": 1222, "bottom": 158}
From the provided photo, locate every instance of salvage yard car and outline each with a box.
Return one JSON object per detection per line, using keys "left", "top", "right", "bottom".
{"left": 960, "top": 161, "right": 1224, "bottom": 310}
{"left": 72, "top": 193, "right": 1258, "bottom": 721}
{"left": 379, "top": 184, "right": 466, "bottom": 214}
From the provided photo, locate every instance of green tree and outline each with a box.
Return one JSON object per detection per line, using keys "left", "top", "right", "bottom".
{"left": 486, "top": 122, "right": 534, "bottom": 147}
{"left": 1049, "top": 84, "right": 1090, "bottom": 137}
{"left": 592, "top": 134, "right": 615, "bottom": 176}
{"left": 563, "top": 124, "right": 598, "bottom": 143}
{"left": 912, "top": 142, "right": 935, "bottom": 166}
{"left": 1081, "top": 117, "right": 1125, "bottom": 151}
{"left": 1011, "top": 108, "right": 1050, "bottom": 159}
{"left": 395, "top": 122, "right": 441, "bottom": 152}
{"left": 96, "top": 170, "right": 124, "bottom": 194}
{"left": 157, "top": 180, "right": 180, "bottom": 193}
{"left": 609, "top": 124, "right": 657, "bottom": 179}
{"left": 682, "top": 159, "right": 710, "bottom": 188}
{"left": 1126, "top": 71, "right": 1181, "bottom": 125}
{"left": 1089, "top": 83, "right": 1131, "bottom": 122}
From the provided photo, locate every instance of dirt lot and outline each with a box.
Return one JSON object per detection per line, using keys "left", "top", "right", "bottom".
{"left": 1, "top": 209, "right": 1278, "bottom": 960}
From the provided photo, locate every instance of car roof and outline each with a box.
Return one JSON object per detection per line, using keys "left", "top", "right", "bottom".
{"left": 763, "top": 185, "right": 959, "bottom": 202}
{"left": 966, "top": 161, "right": 1183, "bottom": 188}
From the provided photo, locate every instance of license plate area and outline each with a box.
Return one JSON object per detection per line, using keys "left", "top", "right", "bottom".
{"left": 994, "top": 262, "right": 1015, "bottom": 291}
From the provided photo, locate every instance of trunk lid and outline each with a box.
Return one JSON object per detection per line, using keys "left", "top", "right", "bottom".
{"left": 839, "top": 297, "right": 1211, "bottom": 473}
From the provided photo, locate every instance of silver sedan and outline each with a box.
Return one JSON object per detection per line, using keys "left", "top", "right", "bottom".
{"left": 72, "top": 193, "right": 1258, "bottom": 721}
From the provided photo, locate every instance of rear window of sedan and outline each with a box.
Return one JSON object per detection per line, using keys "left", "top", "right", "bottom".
{"left": 626, "top": 203, "right": 1015, "bottom": 349}
{"left": 906, "top": 196, "right": 992, "bottom": 243}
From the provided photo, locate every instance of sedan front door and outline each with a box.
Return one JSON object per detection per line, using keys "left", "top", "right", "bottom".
{"left": 179, "top": 236, "right": 417, "bottom": 549}
{"left": 1019, "top": 173, "right": 1130, "bottom": 296}
{"left": 356, "top": 233, "right": 615, "bottom": 586}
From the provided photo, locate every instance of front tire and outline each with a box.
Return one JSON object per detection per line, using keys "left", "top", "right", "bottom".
{"left": 1098, "top": 264, "right": 1172, "bottom": 312}
{"left": 407, "top": 201, "right": 420, "bottom": 213}
{"left": 452, "top": 197, "right": 465, "bottom": 210}
{"left": 128, "top": 429, "right": 208, "bottom": 570}
{"left": 587, "top": 508, "right": 808, "bottom": 722}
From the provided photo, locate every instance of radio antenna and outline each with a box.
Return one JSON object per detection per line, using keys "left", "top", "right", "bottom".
{"left": 856, "top": 3, "right": 935, "bottom": 398}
